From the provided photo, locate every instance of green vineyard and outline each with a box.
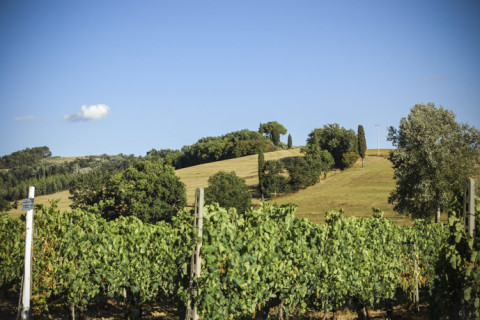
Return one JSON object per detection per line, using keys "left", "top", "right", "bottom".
{"left": 1, "top": 201, "right": 479, "bottom": 319}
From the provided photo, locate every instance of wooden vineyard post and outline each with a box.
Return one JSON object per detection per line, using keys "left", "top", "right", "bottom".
{"left": 19, "top": 186, "right": 35, "bottom": 320}
{"left": 463, "top": 177, "right": 476, "bottom": 238}
{"left": 186, "top": 188, "right": 204, "bottom": 320}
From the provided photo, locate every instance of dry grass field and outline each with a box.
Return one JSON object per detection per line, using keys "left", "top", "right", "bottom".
{"left": 8, "top": 190, "right": 72, "bottom": 219}
{"left": 8, "top": 148, "right": 410, "bottom": 224}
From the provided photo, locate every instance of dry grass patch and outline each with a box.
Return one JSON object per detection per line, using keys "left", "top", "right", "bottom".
{"left": 8, "top": 190, "right": 72, "bottom": 218}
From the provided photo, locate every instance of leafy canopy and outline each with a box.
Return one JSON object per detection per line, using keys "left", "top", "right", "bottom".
{"left": 205, "top": 171, "right": 252, "bottom": 214}
{"left": 388, "top": 103, "right": 480, "bottom": 219}
{"left": 307, "top": 124, "right": 357, "bottom": 169}
{"left": 259, "top": 121, "right": 287, "bottom": 147}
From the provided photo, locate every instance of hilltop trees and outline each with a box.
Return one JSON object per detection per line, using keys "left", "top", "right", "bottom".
{"left": 0, "top": 146, "right": 51, "bottom": 169}
{"left": 357, "top": 125, "right": 367, "bottom": 167}
{"left": 388, "top": 103, "right": 480, "bottom": 220}
{"left": 307, "top": 124, "right": 358, "bottom": 169}
{"left": 205, "top": 171, "right": 251, "bottom": 214}
{"left": 259, "top": 121, "right": 287, "bottom": 146}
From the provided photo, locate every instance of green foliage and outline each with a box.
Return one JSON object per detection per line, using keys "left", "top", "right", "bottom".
{"left": 342, "top": 152, "right": 359, "bottom": 169}
{"left": 2, "top": 200, "right": 477, "bottom": 319}
{"left": 101, "top": 160, "right": 187, "bottom": 223}
{"left": 260, "top": 160, "right": 289, "bottom": 198}
{"left": 307, "top": 124, "right": 358, "bottom": 169}
{"left": 257, "top": 150, "right": 265, "bottom": 197}
{"left": 357, "top": 125, "right": 366, "bottom": 166}
{"left": 180, "top": 130, "right": 277, "bottom": 168}
{"left": 287, "top": 134, "right": 293, "bottom": 149}
{"left": 259, "top": 121, "right": 287, "bottom": 147}
{"left": 388, "top": 103, "right": 480, "bottom": 219}
{"left": 205, "top": 171, "right": 252, "bottom": 214}
{"left": 429, "top": 209, "right": 480, "bottom": 319}
{"left": 145, "top": 149, "right": 184, "bottom": 168}
{"left": 0, "top": 146, "right": 51, "bottom": 169}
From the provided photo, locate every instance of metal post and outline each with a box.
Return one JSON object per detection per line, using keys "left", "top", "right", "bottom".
{"left": 463, "top": 177, "right": 476, "bottom": 237}
{"left": 19, "top": 186, "right": 35, "bottom": 320}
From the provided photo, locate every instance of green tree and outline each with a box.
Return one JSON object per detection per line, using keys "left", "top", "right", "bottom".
{"left": 259, "top": 121, "right": 287, "bottom": 146}
{"left": 258, "top": 149, "right": 265, "bottom": 198}
{"left": 307, "top": 124, "right": 357, "bottom": 169}
{"left": 287, "top": 134, "right": 293, "bottom": 149}
{"left": 101, "top": 160, "right": 186, "bottom": 223}
{"left": 357, "top": 125, "right": 367, "bottom": 167}
{"left": 388, "top": 103, "right": 480, "bottom": 220}
{"left": 205, "top": 171, "right": 252, "bottom": 214}
{"left": 261, "top": 160, "right": 289, "bottom": 197}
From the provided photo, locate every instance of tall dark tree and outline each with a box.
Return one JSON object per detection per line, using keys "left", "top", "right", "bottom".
{"left": 287, "top": 134, "right": 293, "bottom": 149}
{"left": 205, "top": 171, "right": 252, "bottom": 214}
{"left": 259, "top": 121, "right": 287, "bottom": 147}
{"left": 258, "top": 149, "right": 265, "bottom": 198}
{"left": 388, "top": 103, "right": 480, "bottom": 221}
{"left": 357, "top": 125, "right": 367, "bottom": 167}
{"left": 261, "top": 160, "right": 289, "bottom": 198}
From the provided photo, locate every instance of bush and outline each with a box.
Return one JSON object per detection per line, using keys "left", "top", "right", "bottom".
{"left": 342, "top": 152, "right": 359, "bottom": 169}
{"left": 205, "top": 171, "right": 252, "bottom": 214}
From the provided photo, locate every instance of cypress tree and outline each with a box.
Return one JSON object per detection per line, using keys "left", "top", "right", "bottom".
{"left": 287, "top": 134, "right": 292, "bottom": 149}
{"left": 258, "top": 149, "right": 265, "bottom": 198}
{"left": 357, "top": 125, "right": 367, "bottom": 167}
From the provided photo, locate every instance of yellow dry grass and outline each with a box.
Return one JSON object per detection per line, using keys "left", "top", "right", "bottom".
{"left": 8, "top": 190, "right": 72, "bottom": 218}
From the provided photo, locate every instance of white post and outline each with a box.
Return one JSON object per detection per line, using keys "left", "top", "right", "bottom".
{"left": 20, "top": 186, "right": 35, "bottom": 320}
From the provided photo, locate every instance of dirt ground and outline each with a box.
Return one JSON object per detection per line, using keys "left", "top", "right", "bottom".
{"left": 1, "top": 288, "right": 429, "bottom": 320}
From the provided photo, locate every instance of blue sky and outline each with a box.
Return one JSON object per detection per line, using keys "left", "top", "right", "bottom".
{"left": 1, "top": 0, "right": 479, "bottom": 157}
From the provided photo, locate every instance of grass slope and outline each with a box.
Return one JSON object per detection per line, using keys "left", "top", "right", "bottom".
{"left": 8, "top": 190, "right": 72, "bottom": 219}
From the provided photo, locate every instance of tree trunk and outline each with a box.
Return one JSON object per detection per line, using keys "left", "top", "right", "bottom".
{"left": 278, "top": 299, "right": 284, "bottom": 320}
{"left": 69, "top": 302, "right": 75, "bottom": 320}
{"left": 435, "top": 207, "right": 441, "bottom": 223}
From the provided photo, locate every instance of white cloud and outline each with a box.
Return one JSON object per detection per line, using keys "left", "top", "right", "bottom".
{"left": 14, "top": 115, "right": 35, "bottom": 121}
{"left": 63, "top": 104, "right": 110, "bottom": 122}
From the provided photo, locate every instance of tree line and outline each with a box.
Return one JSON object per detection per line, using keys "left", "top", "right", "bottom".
{"left": 0, "top": 149, "right": 137, "bottom": 211}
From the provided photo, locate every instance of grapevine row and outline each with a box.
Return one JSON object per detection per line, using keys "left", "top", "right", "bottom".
{"left": 1, "top": 201, "right": 478, "bottom": 319}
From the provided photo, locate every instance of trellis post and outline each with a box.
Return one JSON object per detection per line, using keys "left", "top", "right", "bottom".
{"left": 186, "top": 188, "right": 204, "bottom": 320}
{"left": 463, "top": 177, "right": 476, "bottom": 238}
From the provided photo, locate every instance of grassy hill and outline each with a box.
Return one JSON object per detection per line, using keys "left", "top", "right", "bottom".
{"left": 9, "top": 148, "right": 410, "bottom": 224}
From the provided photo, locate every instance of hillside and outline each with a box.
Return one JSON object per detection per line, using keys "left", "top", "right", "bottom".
{"left": 176, "top": 148, "right": 408, "bottom": 224}
{"left": 9, "top": 148, "right": 408, "bottom": 224}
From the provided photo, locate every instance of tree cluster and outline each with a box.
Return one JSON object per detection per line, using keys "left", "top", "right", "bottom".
{"left": 258, "top": 144, "right": 335, "bottom": 198}
{"left": 259, "top": 121, "right": 287, "bottom": 147}
{"left": 70, "top": 159, "right": 186, "bottom": 223}
{"left": 388, "top": 103, "right": 480, "bottom": 220}
{"left": 0, "top": 146, "right": 51, "bottom": 169}
{"left": 307, "top": 123, "right": 358, "bottom": 169}
{"left": 0, "top": 153, "right": 137, "bottom": 211}
{"left": 146, "top": 129, "right": 278, "bottom": 169}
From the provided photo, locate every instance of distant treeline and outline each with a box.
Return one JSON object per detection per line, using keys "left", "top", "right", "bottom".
{"left": 0, "top": 147, "right": 137, "bottom": 210}
{"left": 146, "top": 129, "right": 279, "bottom": 169}
{"left": 0, "top": 146, "right": 51, "bottom": 169}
